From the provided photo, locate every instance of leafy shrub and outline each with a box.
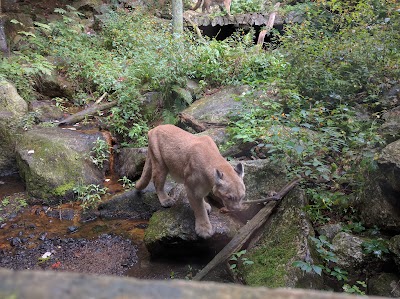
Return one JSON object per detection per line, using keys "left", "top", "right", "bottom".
{"left": 281, "top": 0, "right": 400, "bottom": 104}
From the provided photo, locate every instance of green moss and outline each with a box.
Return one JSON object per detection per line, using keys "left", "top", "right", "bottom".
{"left": 144, "top": 210, "right": 175, "bottom": 242}
{"left": 240, "top": 201, "right": 307, "bottom": 288}
{"left": 53, "top": 181, "right": 76, "bottom": 197}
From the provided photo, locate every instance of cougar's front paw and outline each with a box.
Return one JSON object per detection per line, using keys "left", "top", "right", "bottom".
{"left": 160, "top": 196, "right": 176, "bottom": 208}
{"left": 195, "top": 221, "right": 214, "bottom": 239}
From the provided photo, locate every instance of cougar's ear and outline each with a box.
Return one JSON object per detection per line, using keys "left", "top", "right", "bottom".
{"left": 215, "top": 169, "right": 224, "bottom": 185}
{"left": 234, "top": 163, "right": 244, "bottom": 179}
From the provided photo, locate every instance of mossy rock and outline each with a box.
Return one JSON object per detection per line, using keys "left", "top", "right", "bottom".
{"left": 239, "top": 188, "right": 323, "bottom": 289}
{"left": 0, "top": 80, "right": 28, "bottom": 175}
{"left": 15, "top": 127, "right": 104, "bottom": 203}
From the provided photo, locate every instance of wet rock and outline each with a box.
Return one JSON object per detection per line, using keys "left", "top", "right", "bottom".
{"left": 38, "top": 232, "right": 47, "bottom": 241}
{"left": 10, "top": 237, "right": 22, "bottom": 247}
{"left": 99, "top": 187, "right": 162, "bottom": 220}
{"left": 67, "top": 226, "right": 79, "bottom": 234}
{"left": 115, "top": 147, "right": 147, "bottom": 180}
{"left": 15, "top": 127, "right": 105, "bottom": 202}
{"left": 0, "top": 80, "right": 28, "bottom": 176}
{"left": 144, "top": 184, "right": 242, "bottom": 258}
{"left": 46, "top": 208, "right": 75, "bottom": 221}
{"left": 368, "top": 272, "right": 400, "bottom": 297}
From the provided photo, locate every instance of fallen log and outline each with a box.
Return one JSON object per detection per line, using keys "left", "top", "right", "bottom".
{"left": 193, "top": 177, "right": 301, "bottom": 281}
{"left": 58, "top": 100, "right": 117, "bottom": 126}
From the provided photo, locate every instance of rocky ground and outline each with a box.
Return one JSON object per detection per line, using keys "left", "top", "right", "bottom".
{"left": 0, "top": 234, "right": 138, "bottom": 276}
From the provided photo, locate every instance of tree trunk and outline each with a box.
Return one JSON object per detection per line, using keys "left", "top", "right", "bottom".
{"left": 172, "top": 0, "right": 183, "bottom": 34}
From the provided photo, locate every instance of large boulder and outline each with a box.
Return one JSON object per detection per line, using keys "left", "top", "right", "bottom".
{"left": 356, "top": 140, "right": 400, "bottom": 232}
{"left": 15, "top": 127, "right": 105, "bottom": 202}
{"left": 379, "top": 106, "right": 400, "bottom": 142}
{"left": 179, "top": 85, "right": 250, "bottom": 131}
{"left": 143, "top": 184, "right": 242, "bottom": 257}
{"left": 239, "top": 187, "right": 323, "bottom": 289}
{"left": 0, "top": 80, "right": 28, "bottom": 176}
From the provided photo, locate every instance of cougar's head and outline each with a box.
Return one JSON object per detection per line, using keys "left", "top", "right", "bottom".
{"left": 212, "top": 163, "right": 245, "bottom": 211}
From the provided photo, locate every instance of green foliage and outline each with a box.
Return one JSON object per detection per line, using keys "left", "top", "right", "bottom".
{"left": 190, "top": 31, "right": 287, "bottom": 86}
{"left": 90, "top": 138, "right": 110, "bottom": 169}
{"left": 0, "top": 19, "right": 54, "bottom": 100}
{"left": 294, "top": 235, "right": 348, "bottom": 282}
{"left": 230, "top": 0, "right": 263, "bottom": 14}
{"left": 230, "top": 250, "right": 254, "bottom": 272}
{"left": 361, "top": 238, "right": 389, "bottom": 259}
{"left": 281, "top": 0, "right": 400, "bottom": 104}
{"left": 73, "top": 184, "right": 108, "bottom": 211}
{"left": 292, "top": 261, "right": 323, "bottom": 275}
{"left": 343, "top": 281, "right": 367, "bottom": 295}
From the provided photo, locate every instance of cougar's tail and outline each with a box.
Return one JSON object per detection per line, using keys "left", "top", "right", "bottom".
{"left": 135, "top": 154, "right": 152, "bottom": 190}
{"left": 191, "top": 0, "right": 203, "bottom": 11}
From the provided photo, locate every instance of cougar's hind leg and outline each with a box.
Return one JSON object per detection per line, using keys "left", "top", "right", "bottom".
{"left": 150, "top": 143, "right": 176, "bottom": 208}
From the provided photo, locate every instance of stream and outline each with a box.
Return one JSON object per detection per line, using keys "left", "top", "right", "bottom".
{"left": 0, "top": 174, "right": 222, "bottom": 281}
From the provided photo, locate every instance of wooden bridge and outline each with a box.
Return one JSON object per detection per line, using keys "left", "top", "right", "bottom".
{"left": 183, "top": 10, "right": 302, "bottom": 27}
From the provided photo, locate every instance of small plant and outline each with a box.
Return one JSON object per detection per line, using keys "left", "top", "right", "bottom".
{"left": 118, "top": 176, "right": 135, "bottom": 189}
{"left": 73, "top": 184, "right": 108, "bottom": 211}
{"left": 90, "top": 138, "right": 110, "bottom": 169}
{"left": 362, "top": 238, "right": 389, "bottom": 259}
{"left": 230, "top": 249, "right": 254, "bottom": 272}
{"left": 343, "top": 281, "right": 367, "bottom": 295}
{"left": 293, "top": 235, "right": 348, "bottom": 281}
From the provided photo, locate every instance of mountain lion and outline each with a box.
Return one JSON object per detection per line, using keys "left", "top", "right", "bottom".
{"left": 191, "top": 0, "right": 231, "bottom": 14}
{"left": 135, "top": 124, "right": 245, "bottom": 239}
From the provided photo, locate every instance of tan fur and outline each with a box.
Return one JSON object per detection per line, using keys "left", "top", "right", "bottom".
{"left": 191, "top": 0, "right": 231, "bottom": 14}
{"left": 135, "top": 124, "right": 245, "bottom": 239}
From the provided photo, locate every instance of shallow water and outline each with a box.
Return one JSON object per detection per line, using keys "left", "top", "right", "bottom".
{"left": 0, "top": 174, "right": 217, "bottom": 280}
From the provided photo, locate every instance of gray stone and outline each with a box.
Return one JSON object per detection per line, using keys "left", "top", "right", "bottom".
{"left": 389, "top": 235, "right": 400, "bottom": 271}
{"left": 368, "top": 272, "right": 400, "bottom": 297}
{"left": 380, "top": 106, "right": 400, "bottom": 142}
{"left": 180, "top": 85, "right": 250, "bottom": 126}
{"left": 98, "top": 186, "right": 162, "bottom": 220}
{"left": 0, "top": 80, "right": 28, "bottom": 176}
{"left": 29, "top": 100, "right": 64, "bottom": 122}
{"left": 356, "top": 145, "right": 400, "bottom": 232}
{"left": 332, "top": 232, "right": 365, "bottom": 269}
{"left": 144, "top": 184, "right": 242, "bottom": 257}
{"left": 115, "top": 147, "right": 147, "bottom": 180}
{"left": 15, "top": 127, "right": 104, "bottom": 202}
{"left": 316, "top": 223, "right": 344, "bottom": 240}
{"left": 0, "top": 267, "right": 389, "bottom": 299}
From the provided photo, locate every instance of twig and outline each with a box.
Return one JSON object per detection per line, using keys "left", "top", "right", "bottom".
{"left": 243, "top": 178, "right": 301, "bottom": 204}
{"left": 94, "top": 92, "right": 108, "bottom": 104}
